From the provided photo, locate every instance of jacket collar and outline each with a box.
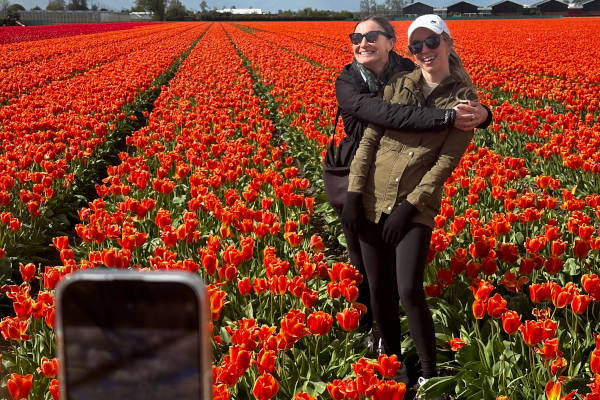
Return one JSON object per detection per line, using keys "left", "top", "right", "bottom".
{"left": 404, "top": 67, "right": 459, "bottom": 88}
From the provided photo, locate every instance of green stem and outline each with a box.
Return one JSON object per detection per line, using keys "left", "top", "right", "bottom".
{"left": 474, "top": 320, "right": 489, "bottom": 369}
{"left": 344, "top": 331, "right": 350, "bottom": 362}
{"left": 529, "top": 346, "right": 538, "bottom": 393}
{"left": 495, "top": 321, "right": 508, "bottom": 395}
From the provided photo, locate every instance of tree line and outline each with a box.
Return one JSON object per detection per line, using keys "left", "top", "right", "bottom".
{"left": 2, "top": 0, "right": 422, "bottom": 23}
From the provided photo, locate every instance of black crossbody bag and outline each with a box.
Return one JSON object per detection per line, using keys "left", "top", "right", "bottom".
{"left": 322, "top": 108, "right": 360, "bottom": 214}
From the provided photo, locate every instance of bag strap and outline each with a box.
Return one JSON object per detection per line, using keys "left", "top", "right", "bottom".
{"left": 325, "top": 108, "right": 342, "bottom": 166}
{"left": 331, "top": 107, "right": 341, "bottom": 143}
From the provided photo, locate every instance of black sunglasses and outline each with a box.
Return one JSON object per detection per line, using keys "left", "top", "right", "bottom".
{"left": 349, "top": 30, "right": 392, "bottom": 45}
{"left": 408, "top": 35, "right": 441, "bottom": 55}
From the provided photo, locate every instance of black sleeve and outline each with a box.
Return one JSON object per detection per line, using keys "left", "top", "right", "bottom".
{"left": 477, "top": 104, "right": 493, "bottom": 130}
{"left": 335, "top": 67, "right": 452, "bottom": 133}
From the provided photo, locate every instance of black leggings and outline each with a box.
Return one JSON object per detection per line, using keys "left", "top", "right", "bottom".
{"left": 359, "top": 216, "right": 436, "bottom": 378}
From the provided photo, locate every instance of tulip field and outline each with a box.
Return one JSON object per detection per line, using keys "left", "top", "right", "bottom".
{"left": 1, "top": 17, "right": 600, "bottom": 400}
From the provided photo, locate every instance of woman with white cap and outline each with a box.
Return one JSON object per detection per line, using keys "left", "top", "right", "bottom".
{"left": 342, "top": 14, "right": 478, "bottom": 397}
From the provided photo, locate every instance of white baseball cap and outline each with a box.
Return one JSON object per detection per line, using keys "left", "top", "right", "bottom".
{"left": 408, "top": 14, "right": 451, "bottom": 41}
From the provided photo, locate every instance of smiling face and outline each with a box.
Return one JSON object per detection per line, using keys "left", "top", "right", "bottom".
{"left": 352, "top": 20, "right": 395, "bottom": 76}
{"left": 410, "top": 27, "right": 451, "bottom": 82}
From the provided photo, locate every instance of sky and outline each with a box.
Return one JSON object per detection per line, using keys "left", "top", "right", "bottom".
{"left": 13, "top": 0, "right": 367, "bottom": 13}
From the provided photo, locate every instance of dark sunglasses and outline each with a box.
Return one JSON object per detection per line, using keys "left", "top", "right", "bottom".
{"left": 408, "top": 35, "right": 441, "bottom": 55}
{"left": 349, "top": 30, "right": 392, "bottom": 45}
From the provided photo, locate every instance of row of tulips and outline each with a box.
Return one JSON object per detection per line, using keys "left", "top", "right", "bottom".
{"left": 1, "top": 23, "right": 405, "bottom": 400}
{"left": 0, "top": 23, "right": 207, "bottom": 281}
{"left": 1, "top": 24, "right": 196, "bottom": 101}
{"left": 225, "top": 20, "right": 600, "bottom": 398}
{"left": 0, "top": 22, "right": 155, "bottom": 45}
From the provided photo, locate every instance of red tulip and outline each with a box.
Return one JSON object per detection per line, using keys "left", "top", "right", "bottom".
{"left": 502, "top": 310, "right": 521, "bottom": 334}
{"left": 307, "top": 311, "right": 333, "bottom": 336}
{"left": 374, "top": 354, "right": 401, "bottom": 378}
{"left": 449, "top": 337, "right": 468, "bottom": 351}
{"left": 336, "top": 307, "right": 360, "bottom": 332}
{"left": 519, "top": 320, "right": 544, "bottom": 347}
{"left": 487, "top": 293, "right": 507, "bottom": 319}
{"left": 7, "top": 373, "right": 33, "bottom": 400}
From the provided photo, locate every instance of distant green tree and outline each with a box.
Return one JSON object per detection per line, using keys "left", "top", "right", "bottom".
{"left": 165, "top": 0, "right": 186, "bottom": 20}
{"left": 135, "top": 0, "right": 166, "bottom": 20}
{"left": 199, "top": 0, "right": 207, "bottom": 12}
{"left": 31, "top": 5, "right": 42, "bottom": 10}
{"left": 9, "top": 3, "right": 26, "bottom": 12}
{"left": 91, "top": 4, "right": 97, "bottom": 10}
{"left": 46, "top": 0, "right": 66, "bottom": 10}
{"left": 67, "top": 0, "right": 88, "bottom": 10}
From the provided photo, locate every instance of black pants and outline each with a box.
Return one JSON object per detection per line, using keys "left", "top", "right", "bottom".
{"left": 359, "top": 216, "right": 436, "bottom": 378}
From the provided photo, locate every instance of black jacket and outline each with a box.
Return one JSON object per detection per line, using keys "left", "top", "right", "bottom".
{"left": 334, "top": 51, "right": 490, "bottom": 167}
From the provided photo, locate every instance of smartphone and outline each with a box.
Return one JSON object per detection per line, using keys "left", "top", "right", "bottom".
{"left": 55, "top": 269, "right": 211, "bottom": 400}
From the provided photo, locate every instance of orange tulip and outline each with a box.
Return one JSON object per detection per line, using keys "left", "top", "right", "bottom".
{"left": 252, "top": 373, "right": 279, "bottom": 400}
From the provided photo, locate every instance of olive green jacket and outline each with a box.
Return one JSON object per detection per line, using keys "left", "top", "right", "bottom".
{"left": 348, "top": 67, "right": 477, "bottom": 228}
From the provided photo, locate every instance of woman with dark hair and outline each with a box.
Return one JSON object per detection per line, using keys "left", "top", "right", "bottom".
{"left": 342, "top": 14, "right": 484, "bottom": 398}
{"left": 332, "top": 14, "right": 490, "bottom": 367}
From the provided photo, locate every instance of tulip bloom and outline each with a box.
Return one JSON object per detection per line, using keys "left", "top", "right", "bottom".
{"left": 550, "top": 357, "right": 567, "bottom": 376}
{"left": 8, "top": 373, "right": 33, "bottom": 400}
{"left": 237, "top": 277, "right": 252, "bottom": 296}
{"left": 49, "top": 378, "right": 59, "bottom": 400}
{"left": 591, "top": 348, "right": 600, "bottom": 374}
{"left": 519, "top": 320, "right": 544, "bottom": 347}
{"left": 471, "top": 280, "right": 495, "bottom": 301}
{"left": 449, "top": 337, "right": 468, "bottom": 351}
{"left": 530, "top": 282, "right": 552, "bottom": 303}
{"left": 374, "top": 354, "right": 401, "bottom": 378}
{"left": 536, "top": 338, "right": 562, "bottom": 360}
{"left": 582, "top": 274, "right": 600, "bottom": 300}
{"left": 472, "top": 299, "right": 486, "bottom": 319}
{"left": 252, "top": 373, "right": 279, "bottom": 400}
{"left": 571, "top": 294, "right": 591, "bottom": 314}
{"left": 502, "top": 310, "right": 521, "bottom": 335}
{"left": 254, "top": 349, "right": 277, "bottom": 375}
{"left": 372, "top": 380, "right": 406, "bottom": 400}
{"left": 336, "top": 307, "right": 360, "bottom": 332}
{"left": 487, "top": 293, "right": 507, "bottom": 319}
{"left": 19, "top": 263, "right": 36, "bottom": 282}
{"left": 327, "top": 379, "right": 346, "bottom": 400}
{"left": 39, "top": 356, "right": 59, "bottom": 378}
{"left": 306, "top": 311, "right": 333, "bottom": 336}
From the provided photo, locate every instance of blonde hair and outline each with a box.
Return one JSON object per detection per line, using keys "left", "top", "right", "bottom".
{"left": 442, "top": 32, "right": 473, "bottom": 88}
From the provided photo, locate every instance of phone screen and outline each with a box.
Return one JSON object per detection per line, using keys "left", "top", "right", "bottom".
{"left": 60, "top": 280, "right": 203, "bottom": 400}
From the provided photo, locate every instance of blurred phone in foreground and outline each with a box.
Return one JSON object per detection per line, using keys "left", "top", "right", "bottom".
{"left": 55, "top": 270, "right": 211, "bottom": 400}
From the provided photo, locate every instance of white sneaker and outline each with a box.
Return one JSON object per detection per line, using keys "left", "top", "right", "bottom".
{"left": 416, "top": 377, "right": 427, "bottom": 399}
{"left": 416, "top": 377, "right": 442, "bottom": 400}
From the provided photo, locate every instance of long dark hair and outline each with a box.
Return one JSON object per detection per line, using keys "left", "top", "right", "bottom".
{"left": 354, "top": 15, "right": 396, "bottom": 41}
